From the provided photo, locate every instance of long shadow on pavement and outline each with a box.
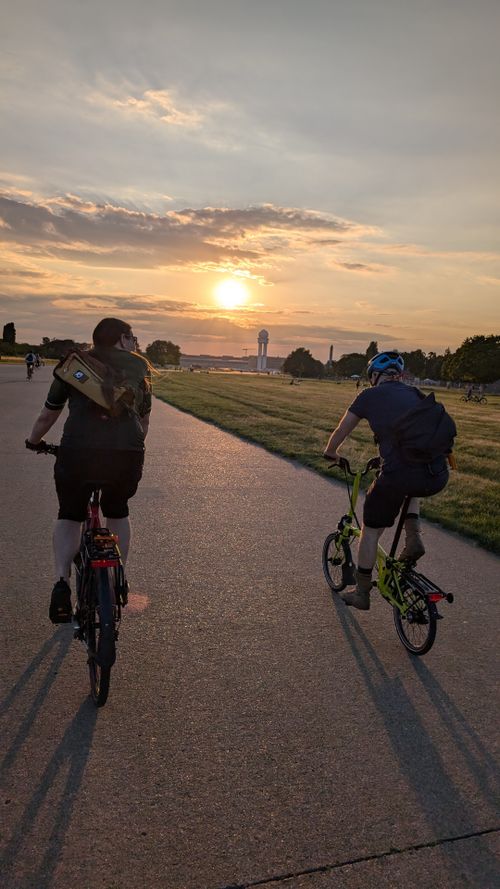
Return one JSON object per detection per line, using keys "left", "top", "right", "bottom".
{"left": 0, "top": 631, "right": 98, "bottom": 889}
{"left": 331, "top": 594, "right": 500, "bottom": 887}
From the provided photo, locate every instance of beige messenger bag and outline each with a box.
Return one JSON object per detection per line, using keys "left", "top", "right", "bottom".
{"left": 54, "top": 350, "right": 134, "bottom": 415}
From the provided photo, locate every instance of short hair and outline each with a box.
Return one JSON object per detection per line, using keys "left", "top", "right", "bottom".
{"left": 92, "top": 317, "right": 132, "bottom": 347}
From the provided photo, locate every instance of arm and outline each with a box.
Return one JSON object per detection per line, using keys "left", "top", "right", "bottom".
{"left": 27, "top": 406, "right": 63, "bottom": 445}
{"left": 323, "top": 410, "right": 360, "bottom": 460}
{"left": 140, "top": 411, "right": 150, "bottom": 439}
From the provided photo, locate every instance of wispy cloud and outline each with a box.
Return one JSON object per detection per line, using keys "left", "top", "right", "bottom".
{"left": 88, "top": 87, "right": 204, "bottom": 128}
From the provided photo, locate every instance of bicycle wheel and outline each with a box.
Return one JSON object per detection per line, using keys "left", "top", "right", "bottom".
{"left": 393, "top": 580, "right": 437, "bottom": 655}
{"left": 87, "top": 568, "right": 115, "bottom": 706}
{"left": 479, "top": 397, "right": 487, "bottom": 404}
{"left": 322, "top": 532, "right": 354, "bottom": 592}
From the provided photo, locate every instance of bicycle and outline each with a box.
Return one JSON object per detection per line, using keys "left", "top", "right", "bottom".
{"left": 322, "top": 457, "right": 453, "bottom": 655}
{"left": 26, "top": 363, "right": 34, "bottom": 381}
{"left": 27, "top": 440, "right": 126, "bottom": 705}
{"left": 460, "top": 394, "right": 487, "bottom": 404}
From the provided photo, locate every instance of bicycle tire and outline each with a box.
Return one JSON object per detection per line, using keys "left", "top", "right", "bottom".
{"left": 322, "top": 532, "right": 354, "bottom": 592}
{"left": 479, "top": 397, "right": 487, "bottom": 404}
{"left": 393, "top": 580, "right": 437, "bottom": 655}
{"left": 88, "top": 568, "right": 115, "bottom": 707}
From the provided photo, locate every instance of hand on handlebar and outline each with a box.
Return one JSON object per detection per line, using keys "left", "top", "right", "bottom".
{"left": 322, "top": 453, "right": 381, "bottom": 477}
{"left": 323, "top": 452, "right": 350, "bottom": 471}
{"left": 25, "top": 439, "right": 58, "bottom": 455}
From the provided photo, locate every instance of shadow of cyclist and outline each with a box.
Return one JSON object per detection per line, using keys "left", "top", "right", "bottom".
{"left": 0, "top": 632, "right": 98, "bottom": 889}
{"left": 330, "top": 593, "right": 499, "bottom": 885}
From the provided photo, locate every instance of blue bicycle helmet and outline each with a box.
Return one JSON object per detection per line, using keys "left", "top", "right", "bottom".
{"left": 367, "top": 350, "right": 404, "bottom": 380}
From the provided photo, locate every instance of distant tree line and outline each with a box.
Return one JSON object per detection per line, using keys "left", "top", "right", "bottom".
{"left": 283, "top": 335, "right": 500, "bottom": 383}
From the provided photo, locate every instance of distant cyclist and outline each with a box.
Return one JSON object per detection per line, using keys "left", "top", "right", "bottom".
{"left": 324, "top": 351, "right": 450, "bottom": 610}
{"left": 26, "top": 318, "right": 152, "bottom": 623}
{"left": 25, "top": 351, "right": 36, "bottom": 380}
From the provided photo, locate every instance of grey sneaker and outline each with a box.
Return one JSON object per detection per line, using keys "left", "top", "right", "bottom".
{"left": 341, "top": 587, "right": 371, "bottom": 610}
{"left": 398, "top": 534, "right": 425, "bottom": 562}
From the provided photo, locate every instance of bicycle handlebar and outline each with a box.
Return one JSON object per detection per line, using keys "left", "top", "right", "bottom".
{"left": 324, "top": 455, "right": 381, "bottom": 477}
{"left": 25, "top": 439, "right": 59, "bottom": 456}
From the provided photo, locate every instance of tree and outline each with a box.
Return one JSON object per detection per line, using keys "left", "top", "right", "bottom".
{"left": 39, "top": 338, "right": 89, "bottom": 359}
{"left": 401, "top": 349, "right": 426, "bottom": 377}
{"left": 442, "top": 335, "right": 500, "bottom": 383}
{"left": 365, "top": 340, "right": 378, "bottom": 360}
{"left": 283, "top": 347, "right": 324, "bottom": 378}
{"left": 145, "top": 339, "right": 181, "bottom": 366}
{"left": 335, "top": 352, "right": 365, "bottom": 377}
{"left": 2, "top": 322, "right": 16, "bottom": 344}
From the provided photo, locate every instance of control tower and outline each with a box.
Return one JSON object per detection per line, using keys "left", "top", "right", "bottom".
{"left": 257, "top": 329, "right": 269, "bottom": 371}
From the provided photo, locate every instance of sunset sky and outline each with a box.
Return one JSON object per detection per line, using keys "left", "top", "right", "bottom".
{"left": 1, "top": 0, "right": 499, "bottom": 359}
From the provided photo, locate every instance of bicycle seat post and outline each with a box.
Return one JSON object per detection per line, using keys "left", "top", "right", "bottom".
{"left": 389, "top": 496, "right": 411, "bottom": 558}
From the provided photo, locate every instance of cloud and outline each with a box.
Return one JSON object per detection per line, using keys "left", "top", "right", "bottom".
{"left": 88, "top": 87, "right": 203, "bottom": 128}
{"left": 0, "top": 191, "right": 371, "bottom": 276}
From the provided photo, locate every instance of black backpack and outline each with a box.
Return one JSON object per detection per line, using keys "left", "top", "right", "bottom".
{"left": 391, "top": 388, "right": 457, "bottom": 464}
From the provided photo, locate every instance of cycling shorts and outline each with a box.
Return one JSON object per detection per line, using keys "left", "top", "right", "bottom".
{"left": 363, "top": 460, "right": 448, "bottom": 528}
{"left": 54, "top": 447, "right": 144, "bottom": 521}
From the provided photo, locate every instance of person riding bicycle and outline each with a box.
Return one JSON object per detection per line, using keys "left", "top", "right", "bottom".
{"left": 26, "top": 317, "right": 152, "bottom": 623}
{"left": 25, "top": 351, "right": 36, "bottom": 378}
{"left": 323, "top": 350, "right": 450, "bottom": 610}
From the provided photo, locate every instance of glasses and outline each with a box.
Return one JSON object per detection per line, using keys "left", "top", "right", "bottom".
{"left": 123, "top": 333, "right": 135, "bottom": 341}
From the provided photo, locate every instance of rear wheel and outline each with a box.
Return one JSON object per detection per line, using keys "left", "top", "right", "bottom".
{"left": 393, "top": 581, "right": 437, "bottom": 655}
{"left": 322, "top": 532, "right": 354, "bottom": 592}
{"left": 87, "top": 569, "right": 115, "bottom": 706}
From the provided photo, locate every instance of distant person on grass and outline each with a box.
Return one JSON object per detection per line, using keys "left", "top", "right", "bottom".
{"left": 323, "top": 351, "right": 451, "bottom": 610}
{"left": 26, "top": 318, "right": 152, "bottom": 623}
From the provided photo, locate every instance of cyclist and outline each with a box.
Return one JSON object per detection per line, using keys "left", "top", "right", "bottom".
{"left": 323, "top": 351, "right": 449, "bottom": 610}
{"left": 26, "top": 318, "right": 152, "bottom": 623}
{"left": 25, "top": 351, "right": 36, "bottom": 380}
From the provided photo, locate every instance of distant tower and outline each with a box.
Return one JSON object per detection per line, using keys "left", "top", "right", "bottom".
{"left": 328, "top": 345, "right": 333, "bottom": 364}
{"left": 257, "top": 329, "right": 269, "bottom": 371}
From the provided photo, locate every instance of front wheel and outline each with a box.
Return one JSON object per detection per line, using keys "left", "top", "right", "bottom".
{"left": 478, "top": 397, "right": 487, "bottom": 404}
{"left": 393, "top": 583, "right": 437, "bottom": 655}
{"left": 322, "top": 532, "right": 354, "bottom": 592}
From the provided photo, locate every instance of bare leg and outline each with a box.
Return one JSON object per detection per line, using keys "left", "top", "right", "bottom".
{"left": 398, "top": 499, "right": 425, "bottom": 561}
{"left": 357, "top": 525, "right": 384, "bottom": 571}
{"left": 407, "top": 497, "right": 420, "bottom": 516}
{"left": 53, "top": 519, "right": 82, "bottom": 581}
{"left": 105, "top": 516, "right": 131, "bottom": 565}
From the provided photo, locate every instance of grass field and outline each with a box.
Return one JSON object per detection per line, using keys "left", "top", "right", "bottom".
{"left": 154, "top": 372, "right": 500, "bottom": 553}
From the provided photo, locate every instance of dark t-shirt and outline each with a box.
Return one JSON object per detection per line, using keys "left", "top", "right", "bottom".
{"left": 45, "top": 348, "right": 152, "bottom": 451}
{"left": 348, "top": 381, "right": 424, "bottom": 470}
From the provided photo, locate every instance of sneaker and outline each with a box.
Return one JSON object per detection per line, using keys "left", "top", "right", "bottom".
{"left": 398, "top": 536, "right": 425, "bottom": 562}
{"left": 49, "top": 579, "right": 72, "bottom": 624}
{"left": 341, "top": 587, "right": 371, "bottom": 610}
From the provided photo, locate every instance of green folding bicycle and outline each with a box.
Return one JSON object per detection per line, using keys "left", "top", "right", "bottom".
{"left": 322, "top": 456, "right": 454, "bottom": 655}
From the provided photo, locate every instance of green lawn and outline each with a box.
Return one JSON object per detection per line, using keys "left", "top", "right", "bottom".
{"left": 154, "top": 372, "right": 500, "bottom": 553}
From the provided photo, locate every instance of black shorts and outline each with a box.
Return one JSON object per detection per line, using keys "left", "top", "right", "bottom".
{"left": 54, "top": 447, "right": 144, "bottom": 521}
{"left": 363, "top": 460, "right": 449, "bottom": 529}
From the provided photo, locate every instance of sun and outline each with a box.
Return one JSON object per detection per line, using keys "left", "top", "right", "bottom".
{"left": 214, "top": 278, "right": 249, "bottom": 310}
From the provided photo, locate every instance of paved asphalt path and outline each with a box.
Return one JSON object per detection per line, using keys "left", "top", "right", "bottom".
{"left": 0, "top": 364, "right": 499, "bottom": 889}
